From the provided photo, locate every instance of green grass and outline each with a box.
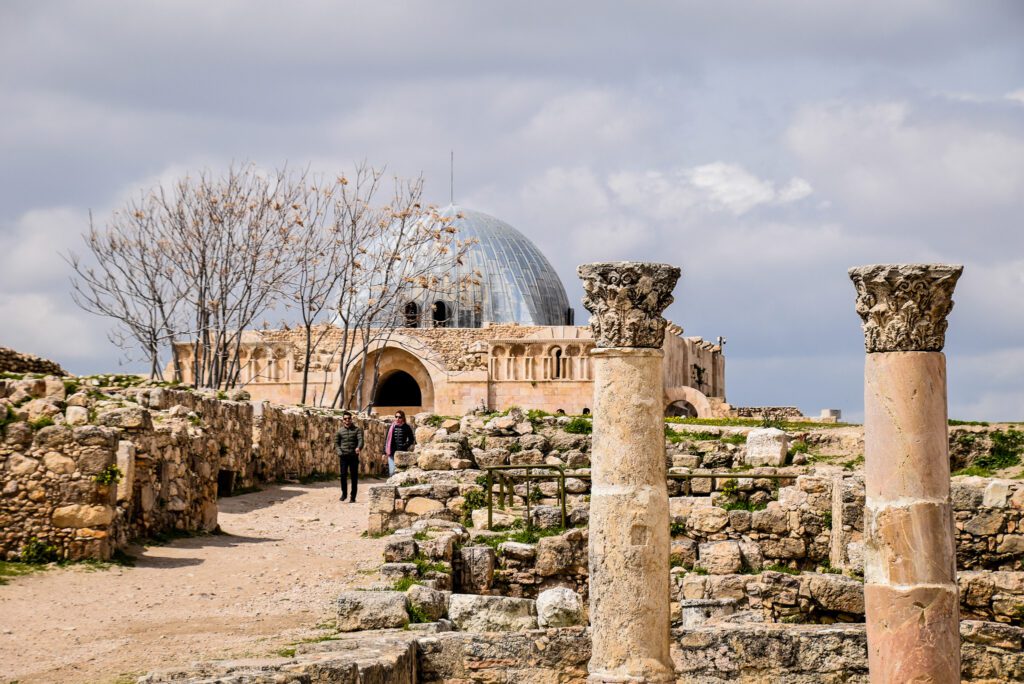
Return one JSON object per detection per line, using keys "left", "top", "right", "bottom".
{"left": 563, "top": 417, "right": 592, "bottom": 434}
{"left": 721, "top": 499, "right": 768, "bottom": 512}
{"left": 0, "top": 405, "right": 18, "bottom": 436}
{"left": 408, "top": 602, "right": 431, "bottom": 624}
{"left": 950, "top": 419, "right": 990, "bottom": 426}
{"left": 720, "top": 433, "right": 746, "bottom": 446}
{"left": 392, "top": 576, "right": 422, "bottom": 591}
{"left": 276, "top": 647, "right": 297, "bottom": 658}
{"left": 481, "top": 525, "right": 567, "bottom": 552}
{"left": 0, "top": 560, "right": 48, "bottom": 585}
{"left": 953, "top": 465, "right": 996, "bottom": 477}
{"left": 411, "top": 555, "right": 449, "bottom": 575}
{"left": 665, "top": 416, "right": 854, "bottom": 430}
{"left": 28, "top": 415, "right": 55, "bottom": 430}
{"left": 764, "top": 564, "right": 800, "bottom": 575}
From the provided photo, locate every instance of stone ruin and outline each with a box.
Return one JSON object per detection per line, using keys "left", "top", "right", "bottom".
{"left": 0, "top": 378, "right": 388, "bottom": 562}
{"left": 6, "top": 263, "right": 1024, "bottom": 682}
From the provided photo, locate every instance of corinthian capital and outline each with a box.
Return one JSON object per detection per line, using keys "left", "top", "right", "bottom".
{"left": 849, "top": 264, "right": 963, "bottom": 353}
{"left": 577, "top": 261, "right": 681, "bottom": 348}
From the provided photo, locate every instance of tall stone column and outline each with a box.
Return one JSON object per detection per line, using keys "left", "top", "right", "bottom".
{"left": 849, "top": 264, "right": 963, "bottom": 684}
{"left": 578, "top": 261, "right": 680, "bottom": 684}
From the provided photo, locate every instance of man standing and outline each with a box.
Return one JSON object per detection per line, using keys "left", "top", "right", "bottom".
{"left": 383, "top": 410, "right": 415, "bottom": 476}
{"left": 334, "top": 411, "right": 363, "bottom": 503}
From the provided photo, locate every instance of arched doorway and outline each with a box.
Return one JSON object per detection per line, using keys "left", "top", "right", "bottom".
{"left": 375, "top": 370, "right": 422, "bottom": 407}
{"left": 404, "top": 302, "right": 419, "bottom": 328}
{"left": 344, "top": 346, "right": 436, "bottom": 413}
{"left": 666, "top": 399, "right": 698, "bottom": 418}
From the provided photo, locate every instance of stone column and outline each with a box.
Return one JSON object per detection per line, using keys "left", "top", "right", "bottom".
{"left": 849, "top": 264, "right": 963, "bottom": 684}
{"left": 578, "top": 261, "right": 680, "bottom": 684}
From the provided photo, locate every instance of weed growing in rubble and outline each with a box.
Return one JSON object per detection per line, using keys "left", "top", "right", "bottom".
{"left": 563, "top": 417, "right": 592, "bottom": 434}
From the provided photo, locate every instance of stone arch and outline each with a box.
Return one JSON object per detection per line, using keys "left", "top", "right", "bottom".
{"left": 664, "top": 386, "right": 713, "bottom": 419}
{"left": 344, "top": 346, "right": 435, "bottom": 413}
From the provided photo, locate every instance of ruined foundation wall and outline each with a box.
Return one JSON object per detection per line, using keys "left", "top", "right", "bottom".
{"left": 0, "top": 346, "right": 66, "bottom": 376}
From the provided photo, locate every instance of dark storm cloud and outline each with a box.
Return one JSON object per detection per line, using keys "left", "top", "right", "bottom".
{"left": 1, "top": 0, "right": 1022, "bottom": 419}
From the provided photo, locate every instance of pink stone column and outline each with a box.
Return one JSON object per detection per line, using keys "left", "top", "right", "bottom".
{"left": 849, "top": 264, "right": 963, "bottom": 684}
{"left": 579, "top": 262, "right": 680, "bottom": 684}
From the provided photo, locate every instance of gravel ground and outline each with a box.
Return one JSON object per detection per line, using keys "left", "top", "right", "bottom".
{"left": 0, "top": 480, "right": 387, "bottom": 684}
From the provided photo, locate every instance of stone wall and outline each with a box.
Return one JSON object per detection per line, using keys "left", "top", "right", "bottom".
{"left": 257, "top": 405, "right": 387, "bottom": 482}
{"left": 2, "top": 377, "right": 390, "bottom": 560}
{"left": 1, "top": 421, "right": 121, "bottom": 561}
{"left": 138, "top": 621, "right": 1024, "bottom": 683}
{"left": 0, "top": 346, "right": 66, "bottom": 376}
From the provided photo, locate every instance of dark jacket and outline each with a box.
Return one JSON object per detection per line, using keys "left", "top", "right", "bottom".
{"left": 385, "top": 422, "right": 415, "bottom": 455}
{"left": 334, "top": 424, "right": 364, "bottom": 459}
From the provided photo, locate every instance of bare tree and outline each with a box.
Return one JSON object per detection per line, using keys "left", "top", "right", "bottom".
{"left": 326, "top": 171, "right": 475, "bottom": 410}
{"left": 67, "top": 206, "right": 184, "bottom": 380}
{"left": 153, "top": 164, "right": 302, "bottom": 389}
{"left": 279, "top": 174, "right": 348, "bottom": 404}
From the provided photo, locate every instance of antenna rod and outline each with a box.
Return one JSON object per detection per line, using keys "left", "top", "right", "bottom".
{"left": 450, "top": 149, "right": 454, "bottom": 204}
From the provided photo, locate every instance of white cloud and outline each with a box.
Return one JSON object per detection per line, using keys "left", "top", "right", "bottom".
{"left": 785, "top": 99, "right": 1024, "bottom": 228}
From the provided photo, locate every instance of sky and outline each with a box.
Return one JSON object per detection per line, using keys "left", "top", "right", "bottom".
{"left": 1, "top": 1, "right": 1022, "bottom": 421}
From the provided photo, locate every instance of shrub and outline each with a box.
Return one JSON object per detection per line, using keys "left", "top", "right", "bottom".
{"left": 93, "top": 464, "right": 123, "bottom": 486}
{"left": 20, "top": 537, "right": 59, "bottom": 564}
{"left": 29, "top": 415, "right": 55, "bottom": 430}
{"left": 563, "top": 417, "right": 592, "bottom": 434}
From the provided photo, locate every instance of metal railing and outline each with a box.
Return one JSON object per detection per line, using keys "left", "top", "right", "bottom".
{"left": 481, "top": 466, "right": 798, "bottom": 530}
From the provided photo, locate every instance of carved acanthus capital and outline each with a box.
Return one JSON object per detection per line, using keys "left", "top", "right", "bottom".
{"left": 849, "top": 264, "right": 963, "bottom": 353}
{"left": 577, "top": 261, "right": 681, "bottom": 348}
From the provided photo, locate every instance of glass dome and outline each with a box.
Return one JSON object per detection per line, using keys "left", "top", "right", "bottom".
{"left": 406, "top": 205, "right": 573, "bottom": 328}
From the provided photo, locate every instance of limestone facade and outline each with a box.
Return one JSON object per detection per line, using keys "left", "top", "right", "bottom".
{"left": 170, "top": 320, "right": 727, "bottom": 418}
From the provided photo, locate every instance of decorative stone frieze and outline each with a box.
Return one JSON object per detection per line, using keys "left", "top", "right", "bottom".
{"left": 848, "top": 263, "right": 962, "bottom": 353}
{"left": 578, "top": 261, "right": 680, "bottom": 348}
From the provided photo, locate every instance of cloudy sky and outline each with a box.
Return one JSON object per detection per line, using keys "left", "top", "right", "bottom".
{"left": 1, "top": 1, "right": 1022, "bottom": 421}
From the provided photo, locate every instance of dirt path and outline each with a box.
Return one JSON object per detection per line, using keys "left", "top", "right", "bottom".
{"left": 0, "top": 480, "right": 387, "bottom": 684}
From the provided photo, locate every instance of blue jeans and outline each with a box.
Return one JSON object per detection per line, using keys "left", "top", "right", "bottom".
{"left": 388, "top": 455, "right": 396, "bottom": 476}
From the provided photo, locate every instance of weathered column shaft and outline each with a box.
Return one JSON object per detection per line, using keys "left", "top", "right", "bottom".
{"left": 850, "top": 264, "right": 963, "bottom": 684}
{"left": 579, "top": 261, "right": 679, "bottom": 684}
{"left": 589, "top": 348, "right": 670, "bottom": 681}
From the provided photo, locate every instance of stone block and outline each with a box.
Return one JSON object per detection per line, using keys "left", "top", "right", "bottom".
{"left": 405, "top": 497, "right": 445, "bottom": 517}
{"left": 447, "top": 594, "right": 537, "bottom": 632}
{"left": 471, "top": 508, "right": 516, "bottom": 530}
{"left": 52, "top": 504, "right": 114, "bottom": 528}
{"left": 536, "top": 587, "right": 584, "bottom": 627}
{"left": 964, "top": 509, "right": 1005, "bottom": 536}
{"left": 745, "top": 428, "right": 788, "bottom": 467}
{"left": 529, "top": 505, "right": 563, "bottom": 529}
{"left": 408, "top": 584, "right": 447, "bottom": 622}
{"left": 801, "top": 573, "right": 865, "bottom": 614}
{"left": 419, "top": 532, "right": 458, "bottom": 562}
{"left": 459, "top": 546, "right": 496, "bottom": 592}
{"left": 65, "top": 406, "right": 89, "bottom": 426}
{"left": 8, "top": 453, "right": 38, "bottom": 476}
{"left": 368, "top": 485, "right": 398, "bottom": 514}
{"left": 474, "top": 448, "right": 509, "bottom": 468}
{"left": 536, "top": 529, "right": 588, "bottom": 577}
{"left": 417, "top": 449, "right": 453, "bottom": 471}
{"left": 697, "top": 541, "right": 743, "bottom": 575}
{"left": 43, "top": 451, "right": 75, "bottom": 475}
{"left": 393, "top": 451, "right": 418, "bottom": 469}
{"left": 99, "top": 406, "right": 152, "bottom": 430}
{"left": 984, "top": 481, "right": 1012, "bottom": 508}
{"left": 116, "top": 440, "right": 135, "bottom": 502}
{"left": 509, "top": 448, "right": 545, "bottom": 466}
{"left": 752, "top": 505, "right": 789, "bottom": 535}
{"left": 759, "top": 537, "right": 806, "bottom": 560}
{"left": 498, "top": 541, "right": 536, "bottom": 562}
{"left": 384, "top": 537, "right": 418, "bottom": 563}
{"left": 380, "top": 563, "right": 419, "bottom": 581}
{"left": 687, "top": 506, "right": 729, "bottom": 534}
{"left": 336, "top": 591, "right": 408, "bottom": 631}
{"left": 670, "top": 537, "right": 698, "bottom": 569}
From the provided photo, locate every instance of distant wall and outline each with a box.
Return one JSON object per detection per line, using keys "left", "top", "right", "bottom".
{"left": 0, "top": 347, "right": 65, "bottom": 376}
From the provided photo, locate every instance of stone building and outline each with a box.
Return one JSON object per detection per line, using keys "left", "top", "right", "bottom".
{"left": 172, "top": 206, "right": 727, "bottom": 417}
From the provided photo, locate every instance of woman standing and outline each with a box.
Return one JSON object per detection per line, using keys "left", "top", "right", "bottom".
{"left": 383, "top": 410, "right": 415, "bottom": 476}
